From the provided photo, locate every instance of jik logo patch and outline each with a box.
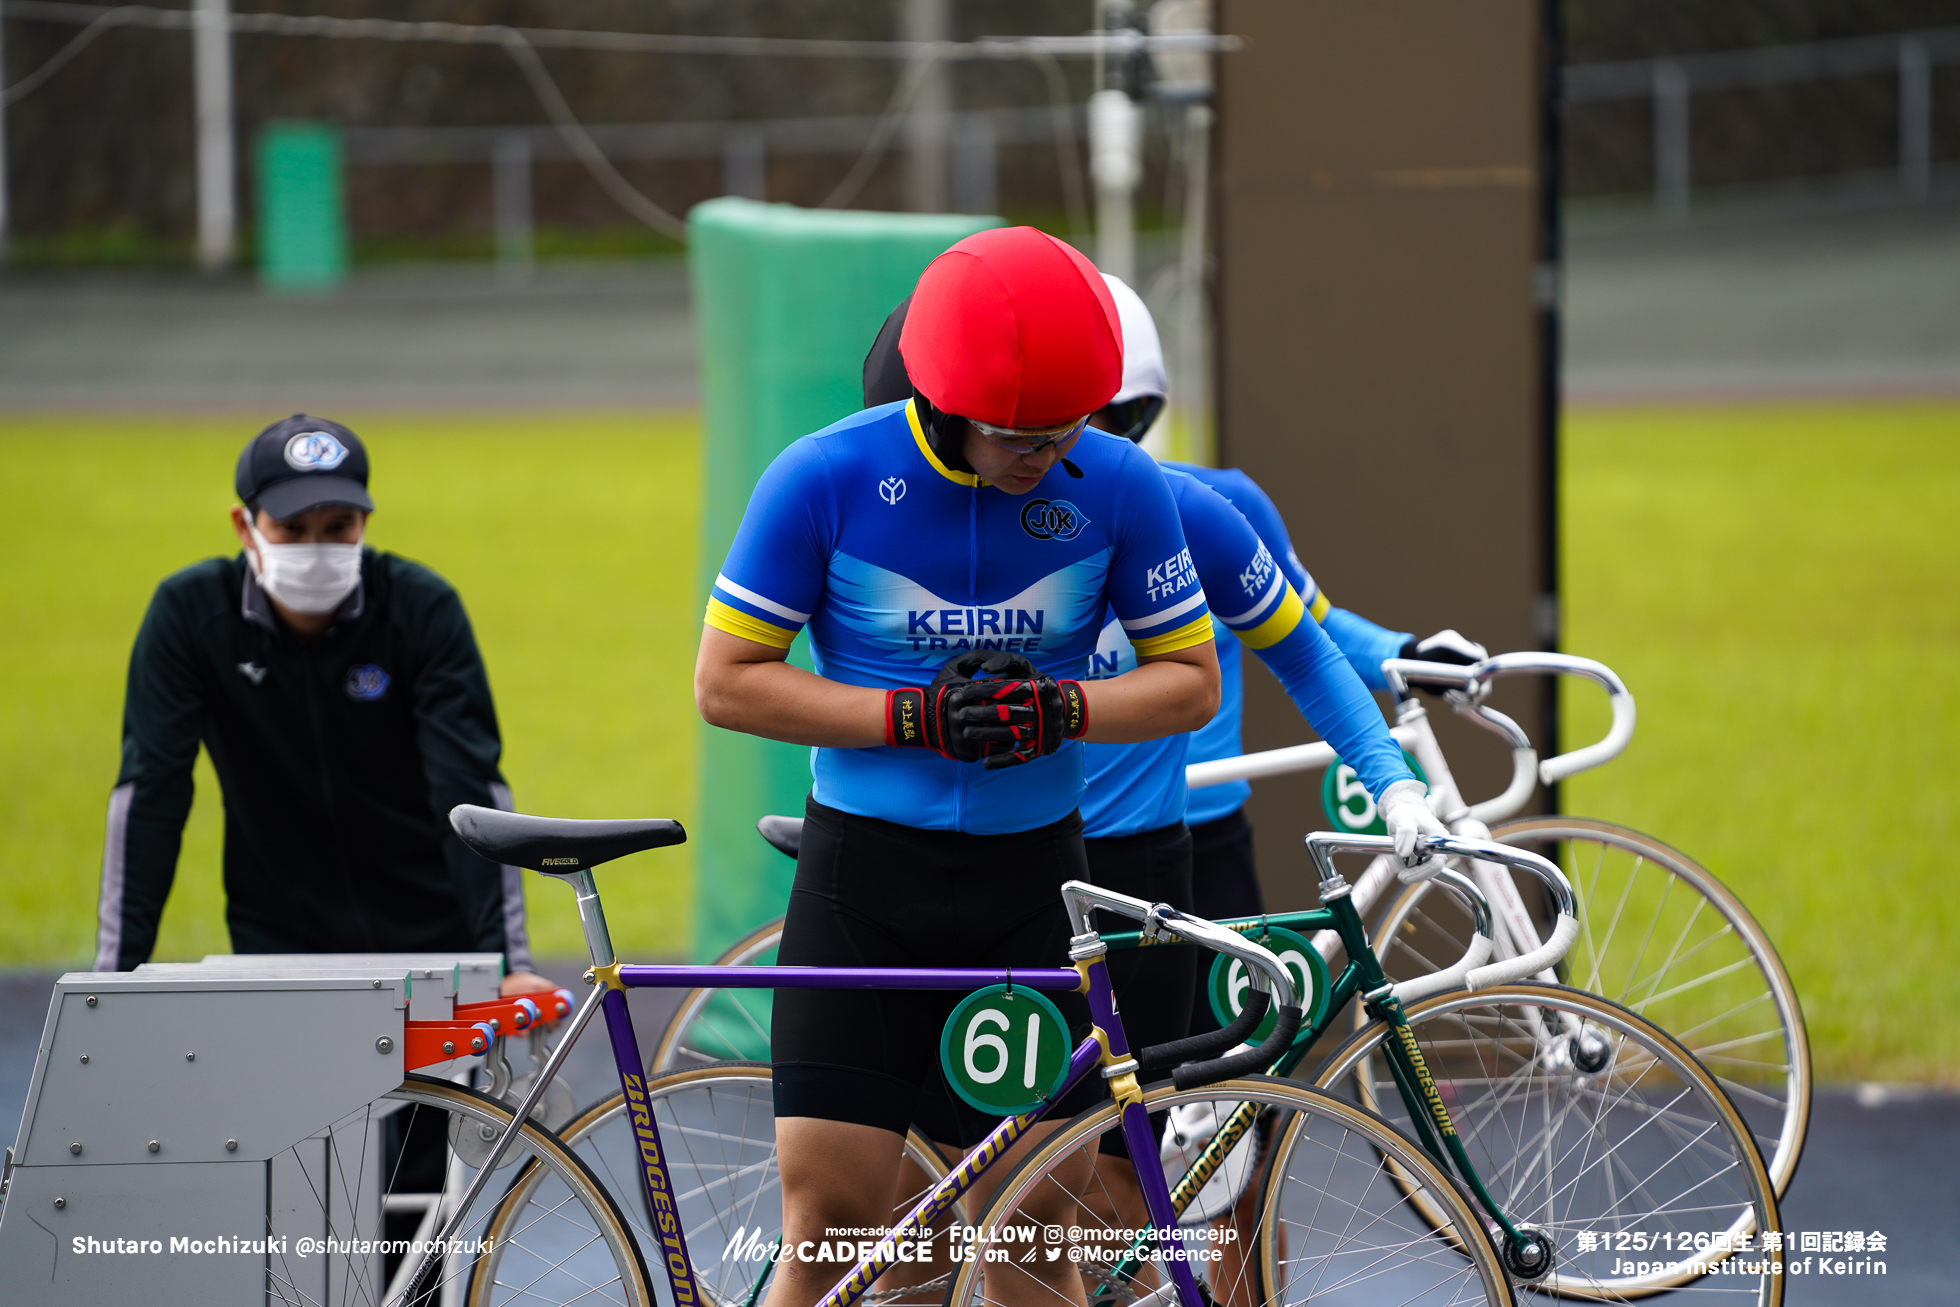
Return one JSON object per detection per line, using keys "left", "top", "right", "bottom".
{"left": 1019, "top": 498, "right": 1089, "bottom": 542}
{"left": 345, "top": 664, "right": 391, "bottom": 701}
{"left": 285, "top": 431, "right": 351, "bottom": 471}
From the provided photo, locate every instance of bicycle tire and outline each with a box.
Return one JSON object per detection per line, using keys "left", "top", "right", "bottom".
{"left": 1311, "top": 983, "right": 1783, "bottom": 1304}
{"left": 1369, "top": 817, "right": 1809, "bottom": 1200}
{"left": 944, "top": 1075, "right": 1517, "bottom": 1307}
{"left": 258, "top": 1073, "right": 651, "bottom": 1307}
{"left": 650, "top": 918, "right": 786, "bottom": 1072}
{"left": 478, "top": 1062, "right": 964, "bottom": 1307}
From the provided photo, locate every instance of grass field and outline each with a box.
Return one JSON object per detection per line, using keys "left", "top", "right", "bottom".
{"left": 1560, "top": 402, "right": 1960, "bottom": 1084}
{"left": 0, "top": 413, "right": 701, "bottom": 966}
{"left": 1, "top": 403, "right": 1954, "bottom": 1081}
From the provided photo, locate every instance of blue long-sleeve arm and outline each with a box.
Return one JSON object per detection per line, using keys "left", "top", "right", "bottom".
{"left": 1319, "top": 606, "right": 1412, "bottom": 693}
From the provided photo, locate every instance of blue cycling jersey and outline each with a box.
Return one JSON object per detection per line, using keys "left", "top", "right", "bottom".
{"left": 706, "top": 400, "right": 1215, "bottom": 834}
{"left": 1079, "top": 467, "right": 1414, "bottom": 837}
{"left": 1163, "top": 465, "right": 1410, "bottom": 827}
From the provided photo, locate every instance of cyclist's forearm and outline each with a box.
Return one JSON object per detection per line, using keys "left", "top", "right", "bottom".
{"left": 1254, "top": 619, "right": 1413, "bottom": 799}
{"left": 1080, "top": 643, "right": 1220, "bottom": 743}
{"left": 1318, "top": 606, "right": 1411, "bottom": 693}
{"left": 695, "top": 629, "right": 886, "bottom": 747}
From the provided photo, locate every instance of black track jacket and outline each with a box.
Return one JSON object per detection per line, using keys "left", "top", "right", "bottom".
{"left": 94, "top": 549, "right": 534, "bottom": 972}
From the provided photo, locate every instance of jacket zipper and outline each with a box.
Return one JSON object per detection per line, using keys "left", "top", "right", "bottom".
{"left": 302, "top": 642, "right": 378, "bottom": 949}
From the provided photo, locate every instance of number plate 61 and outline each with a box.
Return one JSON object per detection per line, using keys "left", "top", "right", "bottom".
{"left": 938, "top": 985, "right": 1072, "bottom": 1116}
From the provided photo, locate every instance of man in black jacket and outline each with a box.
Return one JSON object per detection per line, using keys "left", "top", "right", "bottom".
{"left": 93, "top": 414, "right": 550, "bottom": 996}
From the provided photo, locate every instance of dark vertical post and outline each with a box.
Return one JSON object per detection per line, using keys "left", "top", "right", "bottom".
{"left": 1213, "top": 1, "right": 1557, "bottom": 910}
{"left": 1537, "top": 0, "right": 1563, "bottom": 813}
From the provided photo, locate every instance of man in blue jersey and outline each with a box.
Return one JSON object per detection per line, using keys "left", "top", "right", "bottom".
{"left": 696, "top": 227, "right": 1229, "bottom": 1307}
{"left": 863, "top": 282, "right": 1466, "bottom": 1026}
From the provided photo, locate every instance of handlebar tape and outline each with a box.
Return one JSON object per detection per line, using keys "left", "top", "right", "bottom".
{"left": 1137, "top": 990, "right": 1270, "bottom": 1075}
{"left": 1172, "top": 1005, "right": 1303, "bottom": 1092}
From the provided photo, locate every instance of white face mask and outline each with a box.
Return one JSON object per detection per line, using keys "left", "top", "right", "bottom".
{"left": 247, "top": 518, "right": 363, "bottom": 614}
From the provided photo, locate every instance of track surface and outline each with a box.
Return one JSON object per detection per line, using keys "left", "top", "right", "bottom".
{"left": 3, "top": 201, "right": 1958, "bottom": 409}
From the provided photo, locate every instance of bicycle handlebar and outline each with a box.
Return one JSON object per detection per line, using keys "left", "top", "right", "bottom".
{"left": 1061, "top": 881, "right": 1299, "bottom": 1011}
{"left": 1478, "top": 652, "right": 1637, "bottom": 784}
{"left": 1383, "top": 651, "right": 1638, "bottom": 790}
{"left": 1304, "top": 831, "right": 1579, "bottom": 993}
{"left": 1059, "top": 882, "right": 1303, "bottom": 1089}
{"left": 1383, "top": 868, "right": 1494, "bottom": 1004}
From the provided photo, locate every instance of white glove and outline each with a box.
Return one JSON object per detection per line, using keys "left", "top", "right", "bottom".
{"left": 1378, "top": 778, "right": 1448, "bottom": 881}
{"left": 1411, "top": 629, "right": 1489, "bottom": 664}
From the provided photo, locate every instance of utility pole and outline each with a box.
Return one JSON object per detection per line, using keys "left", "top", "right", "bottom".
{"left": 1089, "top": 4, "right": 1145, "bottom": 283}
{"left": 901, "top": 0, "right": 950, "bottom": 212}
{"left": 193, "top": 0, "right": 235, "bottom": 269}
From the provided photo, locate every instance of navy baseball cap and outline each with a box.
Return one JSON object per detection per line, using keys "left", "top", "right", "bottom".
{"left": 235, "top": 414, "right": 374, "bottom": 520}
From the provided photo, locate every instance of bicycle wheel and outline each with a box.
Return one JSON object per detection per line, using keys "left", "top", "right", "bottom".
{"left": 261, "top": 1073, "right": 650, "bottom": 1307}
{"left": 1370, "top": 817, "right": 1809, "bottom": 1199}
{"left": 945, "top": 1075, "right": 1515, "bottom": 1307}
{"left": 478, "top": 1062, "right": 965, "bottom": 1307}
{"left": 1313, "top": 983, "right": 1783, "bottom": 1304}
{"left": 650, "top": 918, "right": 784, "bottom": 1071}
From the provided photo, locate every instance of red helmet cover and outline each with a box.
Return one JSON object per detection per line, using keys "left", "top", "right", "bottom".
{"left": 898, "top": 227, "right": 1124, "bottom": 429}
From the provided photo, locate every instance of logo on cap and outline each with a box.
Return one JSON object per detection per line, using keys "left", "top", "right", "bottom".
{"left": 1019, "top": 498, "right": 1089, "bottom": 542}
{"left": 286, "top": 431, "right": 350, "bottom": 472}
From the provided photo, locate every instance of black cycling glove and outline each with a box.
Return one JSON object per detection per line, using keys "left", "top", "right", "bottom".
{"left": 1397, "top": 629, "right": 1489, "bottom": 694}
{"left": 947, "top": 652, "right": 1089, "bottom": 770}
{"left": 885, "top": 651, "right": 993, "bottom": 762}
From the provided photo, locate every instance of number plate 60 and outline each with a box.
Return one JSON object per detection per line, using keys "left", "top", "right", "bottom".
{"left": 1206, "top": 926, "right": 1332, "bottom": 1044}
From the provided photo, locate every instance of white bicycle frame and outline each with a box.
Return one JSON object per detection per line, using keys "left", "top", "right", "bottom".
{"left": 1185, "top": 651, "right": 1637, "bottom": 983}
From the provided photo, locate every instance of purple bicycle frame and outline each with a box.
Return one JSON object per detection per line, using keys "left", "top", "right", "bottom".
{"left": 597, "top": 953, "right": 1202, "bottom": 1307}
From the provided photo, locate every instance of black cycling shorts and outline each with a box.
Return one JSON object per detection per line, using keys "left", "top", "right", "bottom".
{"left": 772, "top": 797, "right": 1099, "bottom": 1147}
{"left": 915, "top": 818, "right": 1198, "bottom": 1152}
{"left": 1186, "top": 805, "right": 1263, "bottom": 1037}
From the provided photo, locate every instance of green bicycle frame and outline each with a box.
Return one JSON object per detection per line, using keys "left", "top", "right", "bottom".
{"left": 1097, "top": 890, "right": 1525, "bottom": 1266}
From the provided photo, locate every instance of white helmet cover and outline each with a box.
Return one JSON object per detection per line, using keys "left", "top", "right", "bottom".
{"left": 1100, "top": 273, "right": 1168, "bottom": 405}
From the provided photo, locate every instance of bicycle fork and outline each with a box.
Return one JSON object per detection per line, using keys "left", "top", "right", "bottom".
{"left": 1323, "top": 878, "right": 1551, "bottom": 1276}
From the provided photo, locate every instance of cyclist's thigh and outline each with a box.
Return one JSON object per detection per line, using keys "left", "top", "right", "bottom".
{"left": 775, "top": 799, "right": 1094, "bottom": 1134}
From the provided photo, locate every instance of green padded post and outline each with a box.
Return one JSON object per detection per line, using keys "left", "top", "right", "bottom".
{"left": 689, "top": 198, "right": 1000, "bottom": 959}
{"left": 257, "top": 122, "right": 348, "bottom": 292}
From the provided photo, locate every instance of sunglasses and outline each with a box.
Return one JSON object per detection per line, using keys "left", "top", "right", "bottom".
{"left": 968, "top": 415, "right": 1091, "bottom": 456}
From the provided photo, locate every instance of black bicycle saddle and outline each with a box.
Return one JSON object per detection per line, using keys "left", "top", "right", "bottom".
{"left": 756, "top": 814, "right": 804, "bottom": 859}
{"left": 450, "top": 804, "right": 686, "bottom": 872}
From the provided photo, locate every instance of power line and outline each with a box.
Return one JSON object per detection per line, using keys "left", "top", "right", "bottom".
{"left": 1, "top": 2, "right": 1237, "bottom": 241}
{"left": 2, "top": 2, "right": 1240, "bottom": 65}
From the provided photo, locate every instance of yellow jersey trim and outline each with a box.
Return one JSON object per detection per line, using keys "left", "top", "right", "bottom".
{"left": 1235, "top": 583, "right": 1307, "bottom": 651}
{"left": 907, "top": 398, "right": 983, "bottom": 488}
{"left": 704, "top": 598, "right": 798, "bottom": 650}
{"left": 1132, "top": 613, "right": 1217, "bottom": 657}
{"left": 1307, "top": 586, "right": 1332, "bottom": 624}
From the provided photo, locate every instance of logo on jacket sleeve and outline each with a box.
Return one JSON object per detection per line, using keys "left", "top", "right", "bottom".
{"left": 345, "top": 664, "right": 391, "bottom": 701}
{"left": 879, "top": 477, "right": 907, "bottom": 505}
{"left": 1019, "top": 498, "right": 1089, "bottom": 541}
{"left": 285, "top": 431, "right": 351, "bottom": 471}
